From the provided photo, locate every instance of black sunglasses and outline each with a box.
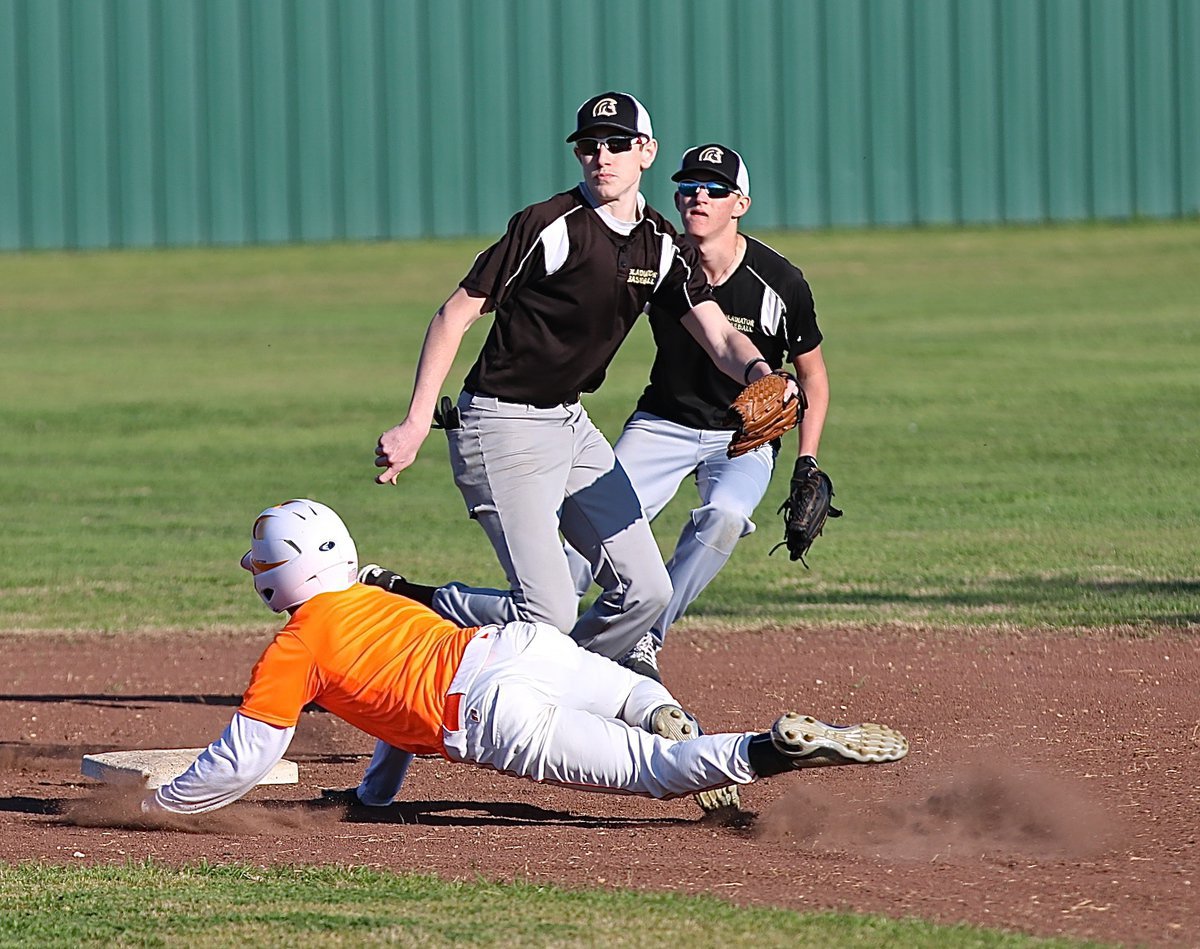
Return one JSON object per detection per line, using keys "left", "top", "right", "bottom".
{"left": 574, "top": 135, "right": 641, "bottom": 156}
{"left": 676, "top": 180, "right": 738, "bottom": 199}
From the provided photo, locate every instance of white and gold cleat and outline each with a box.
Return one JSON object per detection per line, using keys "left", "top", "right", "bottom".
{"left": 770, "top": 713, "right": 909, "bottom": 767}
{"left": 650, "top": 705, "right": 741, "bottom": 813}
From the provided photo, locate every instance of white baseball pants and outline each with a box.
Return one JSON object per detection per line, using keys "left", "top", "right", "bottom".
{"left": 441, "top": 622, "right": 756, "bottom": 798}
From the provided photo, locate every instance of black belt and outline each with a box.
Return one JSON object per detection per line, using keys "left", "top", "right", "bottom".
{"left": 465, "top": 388, "right": 580, "bottom": 409}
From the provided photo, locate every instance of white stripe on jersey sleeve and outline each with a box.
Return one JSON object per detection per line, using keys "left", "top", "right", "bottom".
{"left": 502, "top": 207, "right": 580, "bottom": 289}
{"left": 540, "top": 215, "right": 571, "bottom": 276}
{"left": 744, "top": 265, "right": 788, "bottom": 338}
{"left": 759, "top": 280, "right": 786, "bottom": 336}
{"left": 653, "top": 233, "right": 675, "bottom": 293}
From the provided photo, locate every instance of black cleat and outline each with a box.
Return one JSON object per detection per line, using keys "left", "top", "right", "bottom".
{"left": 358, "top": 563, "right": 438, "bottom": 608}
{"left": 618, "top": 632, "right": 662, "bottom": 682}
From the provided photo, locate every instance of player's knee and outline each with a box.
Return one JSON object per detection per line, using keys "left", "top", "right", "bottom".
{"left": 638, "top": 568, "right": 673, "bottom": 615}
{"left": 592, "top": 556, "right": 671, "bottom": 619}
{"left": 692, "top": 504, "right": 755, "bottom": 556}
{"left": 614, "top": 560, "right": 671, "bottom": 617}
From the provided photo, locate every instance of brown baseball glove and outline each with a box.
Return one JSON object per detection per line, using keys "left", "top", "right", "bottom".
{"left": 726, "top": 371, "right": 806, "bottom": 459}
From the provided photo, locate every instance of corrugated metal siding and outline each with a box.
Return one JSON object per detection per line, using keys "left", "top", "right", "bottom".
{"left": 0, "top": 0, "right": 1197, "bottom": 251}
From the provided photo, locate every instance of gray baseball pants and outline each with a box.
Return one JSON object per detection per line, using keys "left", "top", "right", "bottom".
{"left": 434, "top": 392, "right": 672, "bottom": 661}
{"left": 566, "top": 411, "right": 776, "bottom": 644}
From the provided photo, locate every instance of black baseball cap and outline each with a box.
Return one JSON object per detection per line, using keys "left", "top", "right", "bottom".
{"left": 566, "top": 91, "right": 654, "bottom": 142}
{"left": 672, "top": 143, "right": 751, "bottom": 196}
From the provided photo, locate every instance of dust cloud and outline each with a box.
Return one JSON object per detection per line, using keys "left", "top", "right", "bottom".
{"left": 756, "top": 762, "right": 1118, "bottom": 861}
{"left": 62, "top": 786, "right": 336, "bottom": 836}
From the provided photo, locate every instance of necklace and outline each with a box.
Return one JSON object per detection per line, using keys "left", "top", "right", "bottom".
{"left": 707, "top": 235, "right": 744, "bottom": 287}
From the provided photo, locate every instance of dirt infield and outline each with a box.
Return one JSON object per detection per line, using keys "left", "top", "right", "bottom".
{"left": 2, "top": 626, "right": 1197, "bottom": 946}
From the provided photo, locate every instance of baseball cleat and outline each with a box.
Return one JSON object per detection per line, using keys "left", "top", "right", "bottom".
{"left": 650, "top": 704, "right": 700, "bottom": 741}
{"left": 357, "top": 564, "right": 438, "bottom": 608}
{"left": 619, "top": 632, "right": 663, "bottom": 683}
{"left": 650, "top": 705, "right": 742, "bottom": 813}
{"left": 358, "top": 563, "right": 403, "bottom": 591}
{"left": 770, "top": 713, "right": 909, "bottom": 768}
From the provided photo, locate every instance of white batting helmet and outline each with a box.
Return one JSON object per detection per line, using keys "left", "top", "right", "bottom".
{"left": 240, "top": 499, "right": 358, "bottom": 612}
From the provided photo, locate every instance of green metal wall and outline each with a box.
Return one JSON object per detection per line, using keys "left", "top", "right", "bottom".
{"left": 1, "top": 0, "right": 1197, "bottom": 250}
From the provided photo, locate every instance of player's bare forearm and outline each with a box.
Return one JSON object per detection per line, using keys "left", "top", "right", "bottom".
{"left": 794, "top": 347, "right": 829, "bottom": 458}
{"left": 408, "top": 292, "right": 485, "bottom": 420}
{"left": 375, "top": 288, "right": 488, "bottom": 484}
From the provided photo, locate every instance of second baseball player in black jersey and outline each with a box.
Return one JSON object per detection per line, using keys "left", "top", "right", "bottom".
{"left": 637, "top": 234, "right": 821, "bottom": 428}
{"left": 567, "top": 143, "right": 830, "bottom": 679}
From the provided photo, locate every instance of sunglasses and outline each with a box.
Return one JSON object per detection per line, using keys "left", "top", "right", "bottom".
{"left": 574, "top": 135, "right": 642, "bottom": 156}
{"left": 676, "top": 180, "right": 739, "bottom": 199}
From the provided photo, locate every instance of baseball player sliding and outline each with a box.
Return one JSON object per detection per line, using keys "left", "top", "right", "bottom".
{"left": 142, "top": 500, "right": 907, "bottom": 816}
{"left": 566, "top": 143, "right": 834, "bottom": 680}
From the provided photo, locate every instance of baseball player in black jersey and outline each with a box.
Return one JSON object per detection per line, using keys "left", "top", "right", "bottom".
{"left": 566, "top": 143, "right": 830, "bottom": 679}
{"left": 373, "top": 95, "right": 790, "bottom": 674}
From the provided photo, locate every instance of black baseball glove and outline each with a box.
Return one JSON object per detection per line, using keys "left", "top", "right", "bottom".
{"left": 771, "top": 456, "right": 843, "bottom": 565}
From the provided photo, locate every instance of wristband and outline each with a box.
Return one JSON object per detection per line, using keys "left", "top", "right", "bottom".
{"left": 742, "top": 357, "right": 769, "bottom": 384}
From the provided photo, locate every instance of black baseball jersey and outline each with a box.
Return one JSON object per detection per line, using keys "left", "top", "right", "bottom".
{"left": 636, "top": 235, "right": 822, "bottom": 430}
{"left": 460, "top": 186, "right": 714, "bottom": 407}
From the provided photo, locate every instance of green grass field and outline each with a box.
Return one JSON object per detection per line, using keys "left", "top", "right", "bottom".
{"left": 2, "top": 221, "right": 1196, "bottom": 632}
{"left": 0, "top": 222, "right": 1193, "bottom": 946}
{"left": 0, "top": 863, "right": 1103, "bottom": 948}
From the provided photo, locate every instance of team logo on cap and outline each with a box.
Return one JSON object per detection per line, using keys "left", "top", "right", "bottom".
{"left": 699, "top": 146, "right": 724, "bottom": 163}
{"left": 593, "top": 97, "right": 619, "bottom": 117}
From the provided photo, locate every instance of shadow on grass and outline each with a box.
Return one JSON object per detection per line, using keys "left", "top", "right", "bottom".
{"left": 696, "top": 576, "right": 1200, "bottom": 626}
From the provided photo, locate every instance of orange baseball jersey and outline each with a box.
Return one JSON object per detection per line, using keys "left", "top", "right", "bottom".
{"left": 238, "top": 584, "right": 480, "bottom": 756}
